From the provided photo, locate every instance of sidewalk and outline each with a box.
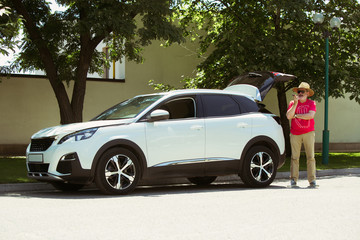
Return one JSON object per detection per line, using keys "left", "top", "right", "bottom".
{"left": 1, "top": 168, "right": 360, "bottom": 193}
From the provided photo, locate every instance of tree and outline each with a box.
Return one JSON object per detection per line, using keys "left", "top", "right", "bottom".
{"left": 0, "top": 3, "right": 19, "bottom": 75}
{"left": 0, "top": 0, "right": 183, "bottom": 124}
{"left": 172, "top": 0, "right": 360, "bottom": 156}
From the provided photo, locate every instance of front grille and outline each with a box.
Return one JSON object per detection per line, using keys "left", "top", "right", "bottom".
{"left": 30, "top": 138, "right": 55, "bottom": 152}
{"left": 28, "top": 163, "right": 49, "bottom": 172}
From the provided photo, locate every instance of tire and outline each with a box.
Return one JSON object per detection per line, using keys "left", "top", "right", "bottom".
{"left": 51, "top": 182, "right": 85, "bottom": 192}
{"left": 188, "top": 176, "right": 217, "bottom": 185}
{"left": 95, "top": 147, "right": 140, "bottom": 195}
{"left": 240, "top": 146, "right": 277, "bottom": 188}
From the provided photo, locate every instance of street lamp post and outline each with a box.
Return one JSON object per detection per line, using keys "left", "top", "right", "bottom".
{"left": 312, "top": 13, "right": 341, "bottom": 165}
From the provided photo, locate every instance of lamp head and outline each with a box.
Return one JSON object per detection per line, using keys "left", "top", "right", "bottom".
{"left": 330, "top": 17, "right": 341, "bottom": 29}
{"left": 313, "top": 13, "right": 325, "bottom": 24}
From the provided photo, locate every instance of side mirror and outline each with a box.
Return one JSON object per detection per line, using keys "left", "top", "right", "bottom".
{"left": 147, "top": 109, "right": 170, "bottom": 122}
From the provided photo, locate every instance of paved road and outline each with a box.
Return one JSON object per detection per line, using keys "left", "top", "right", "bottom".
{"left": 1, "top": 175, "right": 359, "bottom": 240}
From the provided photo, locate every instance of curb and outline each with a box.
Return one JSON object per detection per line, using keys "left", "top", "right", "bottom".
{"left": 1, "top": 168, "right": 360, "bottom": 193}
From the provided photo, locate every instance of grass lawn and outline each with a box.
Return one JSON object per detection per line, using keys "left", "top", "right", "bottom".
{"left": 0, "top": 156, "right": 36, "bottom": 184}
{"left": 279, "top": 152, "right": 360, "bottom": 171}
{"left": 0, "top": 153, "right": 359, "bottom": 184}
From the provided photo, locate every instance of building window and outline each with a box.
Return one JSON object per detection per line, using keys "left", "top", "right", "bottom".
{"left": 1, "top": 41, "right": 125, "bottom": 82}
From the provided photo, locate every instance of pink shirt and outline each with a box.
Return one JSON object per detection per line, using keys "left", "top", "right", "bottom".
{"left": 288, "top": 99, "right": 316, "bottom": 135}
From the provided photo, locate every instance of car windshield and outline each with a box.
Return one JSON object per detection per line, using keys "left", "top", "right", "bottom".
{"left": 93, "top": 95, "right": 163, "bottom": 120}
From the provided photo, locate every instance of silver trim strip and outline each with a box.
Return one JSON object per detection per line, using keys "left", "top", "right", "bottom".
{"left": 153, "top": 158, "right": 237, "bottom": 167}
{"left": 206, "top": 158, "right": 236, "bottom": 162}
{"left": 28, "top": 172, "right": 70, "bottom": 180}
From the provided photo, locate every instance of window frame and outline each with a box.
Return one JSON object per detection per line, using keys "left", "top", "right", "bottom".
{"left": 142, "top": 95, "right": 200, "bottom": 122}
{"left": 158, "top": 97, "right": 197, "bottom": 120}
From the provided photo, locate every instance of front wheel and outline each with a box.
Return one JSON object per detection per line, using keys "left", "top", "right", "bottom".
{"left": 95, "top": 147, "right": 140, "bottom": 195}
{"left": 240, "top": 146, "right": 277, "bottom": 188}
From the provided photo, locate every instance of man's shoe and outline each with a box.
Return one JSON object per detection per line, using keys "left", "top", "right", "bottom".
{"left": 309, "top": 181, "right": 317, "bottom": 188}
{"left": 290, "top": 179, "right": 297, "bottom": 187}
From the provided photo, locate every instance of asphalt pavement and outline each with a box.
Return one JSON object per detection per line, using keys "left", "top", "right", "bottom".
{"left": 1, "top": 168, "right": 360, "bottom": 193}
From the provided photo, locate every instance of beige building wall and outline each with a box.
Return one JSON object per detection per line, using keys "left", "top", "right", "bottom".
{"left": 0, "top": 41, "right": 200, "bottom": 146}
{"left": 0, "top": 40, "right": 359, "bottom": 153}
{"left": 262, "top": 89, "right": 360, "bottom": 150}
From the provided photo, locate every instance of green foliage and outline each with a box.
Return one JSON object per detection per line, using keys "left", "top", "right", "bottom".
{"left": 0, "top": 3, "right": 20, "bottom": 56}
{"left": 148, "top": 79, "right": 177, "bottom": 92}
{"left": 0, "top": 0, "right": 184, "bottom": 123}
{"left": 0, "top": 3, "right": 20, "bottom": 82}
{"left": 3, "top": 0, "right": 184, "bottom": 83}
{"left": 174, "top": 0, "right": 360, "bottom": 103}
{"left": 148, "top": 73, "right": 204, "bottom": 91}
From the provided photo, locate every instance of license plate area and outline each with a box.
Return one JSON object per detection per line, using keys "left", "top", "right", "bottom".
{"left": 27, "top": 154, "right": 44, "bottom": 163}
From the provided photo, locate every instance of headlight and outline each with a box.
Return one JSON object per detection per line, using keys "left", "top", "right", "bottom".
{"left": 58, "top": 128, "right": 98, "bottom": 144}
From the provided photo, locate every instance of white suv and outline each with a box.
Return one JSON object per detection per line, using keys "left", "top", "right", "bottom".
{"left": 26, "top": 72, "right": 291, "bottom": 194}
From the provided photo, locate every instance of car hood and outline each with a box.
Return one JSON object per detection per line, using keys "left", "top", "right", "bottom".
{"left": 31, "top": 119, "right": 134, "bottom": 139}
{"left": 227, "top": 71, "right": 296, "bottom": 101}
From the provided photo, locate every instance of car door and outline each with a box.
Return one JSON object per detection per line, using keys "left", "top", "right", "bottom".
{"left": 201, "top": 94, "right": 254, "bottom": 175}
{"left": 145, "top": 96, "right": 205, "bottom": 174}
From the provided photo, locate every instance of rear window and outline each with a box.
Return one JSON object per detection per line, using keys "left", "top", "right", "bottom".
{"left": 231, "top": 95, "right": 259, "bottom": 113}
{"left": 202, "top": 95, "right": 240, "bottom": 117}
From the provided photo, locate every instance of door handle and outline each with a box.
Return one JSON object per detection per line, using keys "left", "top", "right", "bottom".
{"left": 237, "top": 122, "right": 249, "bottom": 128}
{"left": 190, "top": 125, "right": 204, "bottom": 130}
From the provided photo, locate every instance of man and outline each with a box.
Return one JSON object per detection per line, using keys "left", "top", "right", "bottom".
{"left": 286, "top": 82, "right": 317, "bottom": 188}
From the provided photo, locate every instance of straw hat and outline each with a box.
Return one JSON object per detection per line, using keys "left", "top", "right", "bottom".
{"left": 292, "top": 82, "right": 314, "bottom": 97}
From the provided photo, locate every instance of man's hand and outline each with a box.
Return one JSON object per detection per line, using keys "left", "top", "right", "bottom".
{"left": 286, "top": 95, "right": 299, "bottom": 120}
{"left": 293, "top": 94, "right": 299, "bottom": 105}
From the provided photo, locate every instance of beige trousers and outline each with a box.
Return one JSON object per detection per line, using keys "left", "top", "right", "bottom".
{"left": 290, "top": 131, "right": 316, "bottom": 183}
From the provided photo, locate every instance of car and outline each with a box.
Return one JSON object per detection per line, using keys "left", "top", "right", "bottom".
{"left": 26, "top": 71, "right": 295, "bottom": 195}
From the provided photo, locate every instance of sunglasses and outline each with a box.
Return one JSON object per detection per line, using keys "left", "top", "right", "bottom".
{"left": 297, "top": 90, "right": 307, "bottom": 94}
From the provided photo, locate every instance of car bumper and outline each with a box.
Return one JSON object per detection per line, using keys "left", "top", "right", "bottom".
{"left": 277, "top": 152, "right": 286, "bottom": 169}
{"left": 27, "top": 144, "right": 93, "bottom": 185}
{"left": 27, "top": 153, "right": 91, "bottom": 184}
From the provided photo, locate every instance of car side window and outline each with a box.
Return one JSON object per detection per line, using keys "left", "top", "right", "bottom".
{"left": 232, "top": 95, "right": 259, "bottom": 113}
{"left": 202, "top": 95, "right": 240, "bottom": 117}
{"left": 159, "top": 97, "right": 196, "bottom": 119}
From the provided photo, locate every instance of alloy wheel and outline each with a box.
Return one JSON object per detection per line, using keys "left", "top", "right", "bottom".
{"left": 250, "top": 151, "right": 274, "bottom": 183}
{"left": 104, "top": 154, "right": 136, "bottom": 190}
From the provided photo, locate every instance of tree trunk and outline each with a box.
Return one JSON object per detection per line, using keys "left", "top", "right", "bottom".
{"left": 49, "top": 78, "right": 75, "bottom": 125}
{"left": 12, "top": 0, "right": 76, "bottom": 125}
{"left": 276, "top": 82, "right": 291, "bottom": 157}
{"left": 70, "top": 31, "right": 103, "bottom": 123}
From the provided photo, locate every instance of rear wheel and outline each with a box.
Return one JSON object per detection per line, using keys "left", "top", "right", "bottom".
{"left": 188, "top": 176, "right": 217, "bottom": 185}
{"left": 95, "top": 147, "right": 140, "bottom": 195}
{"left": 240, "top": 146, "right": 277, "bottom": 188}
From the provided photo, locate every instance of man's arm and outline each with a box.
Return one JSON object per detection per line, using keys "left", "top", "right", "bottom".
{"left": 294, "top": 110, "right": 316, "bottom": 120}
{"left": 286, "top": 96, "right": 298, "bottom": 120}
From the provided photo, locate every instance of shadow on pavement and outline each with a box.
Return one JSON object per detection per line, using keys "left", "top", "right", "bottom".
{"left": 2, "top": 181, "right": 288, "bottom": 200}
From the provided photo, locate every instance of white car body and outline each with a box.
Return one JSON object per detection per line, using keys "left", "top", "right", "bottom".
{"left": 26, "top": 86, "right": 286, "bottom": 194}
